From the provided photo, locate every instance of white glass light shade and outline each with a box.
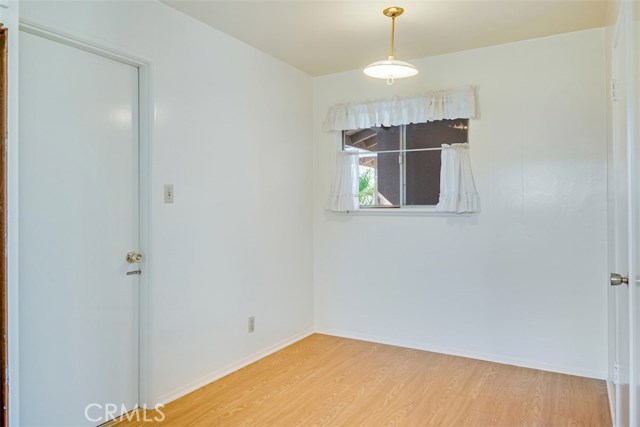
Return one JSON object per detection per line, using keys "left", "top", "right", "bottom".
{"left": 363, "top": 59, "right": 418, "bottom": 79}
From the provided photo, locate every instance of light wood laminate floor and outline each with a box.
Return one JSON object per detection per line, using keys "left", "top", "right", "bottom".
{"left": 117, "top": 334, "right": 610, "bottom": 426}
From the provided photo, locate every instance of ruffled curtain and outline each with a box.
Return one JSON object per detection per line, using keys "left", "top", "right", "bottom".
{"left": 327, "top": 152, "right": 359, "bottom": 212}
{"left": 323, "top": 86, "right": 476, "bottom": 132}
{"left": 436, "top": 143, "right": 480, "bottom": 213}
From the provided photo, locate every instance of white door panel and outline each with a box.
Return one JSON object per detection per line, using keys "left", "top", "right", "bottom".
{"left": 19, "top": 31, "right": 139, "bottom": 426}
{"left": 610, "top": 2, "right": 640, "bottom": 426}
{"left": 612, "top": 12, "right": 630, "bottom": 424}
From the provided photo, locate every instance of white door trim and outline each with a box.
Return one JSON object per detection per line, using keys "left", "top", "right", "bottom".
{"left": 18, "top": 19, "right": 154, "bottom": 407}
{"left": 622, "top": 0, "right": 638, "bottom": 424}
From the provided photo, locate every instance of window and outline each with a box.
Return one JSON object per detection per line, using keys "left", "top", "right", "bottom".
{"left": 343, "top": 119, "right": 469, "bottom": 208}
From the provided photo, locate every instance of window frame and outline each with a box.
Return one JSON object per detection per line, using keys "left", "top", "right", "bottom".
{"left": 342, "top": 123, "right": 448, "bottom": 211}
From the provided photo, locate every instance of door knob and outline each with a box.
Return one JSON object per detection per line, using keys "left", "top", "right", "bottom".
{"left": 126, "top": 251, "right": 143, "bottom": 264}
{"left": 610, "top": 272, "right": 629, "bottom": 286}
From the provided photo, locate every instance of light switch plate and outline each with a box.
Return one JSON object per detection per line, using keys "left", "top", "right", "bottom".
{"left": 164, "top": 184, "right": 174, "bottom": 203}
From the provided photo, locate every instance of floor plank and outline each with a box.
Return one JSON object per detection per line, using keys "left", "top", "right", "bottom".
{"left": 116, "top": 334, "right": 611, "bottom": 426}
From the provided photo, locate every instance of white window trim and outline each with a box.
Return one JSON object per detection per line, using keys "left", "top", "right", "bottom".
{"left": 334, "top": 206, "right": 472, "bottom": 217}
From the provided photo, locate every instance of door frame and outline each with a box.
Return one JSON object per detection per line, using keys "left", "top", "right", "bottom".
{"left": 0, "top": 21, "right": 8, "bottom": 427}
{"left": 18, "top": 19, "right": 153, "bottom": 408}
{"left": 625, "top": 0, "right": 639, "bottom": 424}
{"left": 620, "top": 1, "right": 639, "bottom": 424}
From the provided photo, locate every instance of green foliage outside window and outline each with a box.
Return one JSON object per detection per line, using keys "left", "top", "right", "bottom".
{"left": 359, "top": 168, "right": 375, "bottom": 206}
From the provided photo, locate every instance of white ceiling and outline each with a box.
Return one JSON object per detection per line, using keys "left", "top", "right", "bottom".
{"left": 161, "top": 0, "right": 610, "bottom": 76}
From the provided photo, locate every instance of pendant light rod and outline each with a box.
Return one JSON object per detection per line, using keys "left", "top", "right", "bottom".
{"left": 390, "top": 15, "right": 395, "bottom": 58}
{"left": 384, "top": 6, "right": 404, "bottom": 59}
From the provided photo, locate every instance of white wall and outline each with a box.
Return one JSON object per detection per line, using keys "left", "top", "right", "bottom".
{"left": 0, "top": 1, "right": 20, "bottom": 425}
{"left": 19, "top": 0, "right": 314, "bottom": 409}
{"left": 313, "top": 28, "right": 609, "bottom": 378}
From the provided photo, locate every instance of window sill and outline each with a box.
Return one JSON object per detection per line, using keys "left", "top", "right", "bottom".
{"left": 330, "top": 207, "right": 474, "bottom": 217}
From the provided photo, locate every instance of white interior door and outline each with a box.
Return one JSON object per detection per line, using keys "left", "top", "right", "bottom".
{"left": 610, "top": 2, "right": 640, "bottom": 426}
{"left": 610, "top": 12, "right": 630, "bottom": 420}
{"left": 19, "top": 31, "right": 140, "bottom": 426}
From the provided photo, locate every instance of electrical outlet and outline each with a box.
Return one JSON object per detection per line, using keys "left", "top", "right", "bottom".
{"left": 164, "top": 184, "right": 174, "bottom": 203}
{"left": 248, "top": 316, "right": 255, "bottom": 333}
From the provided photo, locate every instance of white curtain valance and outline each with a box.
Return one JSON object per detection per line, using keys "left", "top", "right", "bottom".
{"left": 322, "top": 86, "right": 477, "bottom": 132}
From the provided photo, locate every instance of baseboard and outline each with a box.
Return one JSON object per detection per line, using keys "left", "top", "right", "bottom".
{"left": 607, "top": 379, "right": 615, "bottom": 427}
{"left": 316, "top": 328, "right": 607, "bottom": 380}
{"left": 155, "top": 328, "right": 314, "bottom": 405}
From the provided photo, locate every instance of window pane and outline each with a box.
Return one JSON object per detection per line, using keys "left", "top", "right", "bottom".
{"left": 405, "top": 150, "right": 441, "bottom": 206}
{"left": 345, "top": 126, "right": 401, "bottom": 207}
{"left": 377, "top": 152, "right": 400, "bottom": 205}
{"left": 406, "top": 119, "right": 468, "bottom": 149}
{"left": 357, "top": 155, "right": 399, "bottom": 206}
{"left": 405, "top": 119, "right": 468, "bottom": 206}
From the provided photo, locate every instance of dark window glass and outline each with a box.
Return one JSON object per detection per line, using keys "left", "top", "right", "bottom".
{"left": 405, "top": 150, "right": 441, "bottom": 205}
{"left": 406, "top": 119, "right": 468, "bottom": 149}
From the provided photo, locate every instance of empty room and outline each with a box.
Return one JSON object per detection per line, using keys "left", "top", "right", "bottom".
{"left": 0, "top": 0, "right": 639, "bottom": 426}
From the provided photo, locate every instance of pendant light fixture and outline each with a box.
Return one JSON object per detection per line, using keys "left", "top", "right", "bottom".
{"left": 364, "top": 6, "right": 418, "bottom": 85}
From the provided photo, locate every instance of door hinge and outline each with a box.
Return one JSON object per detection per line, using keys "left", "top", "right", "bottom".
{"left": 611, "top": 80, "right": 618, "bottom": 102}
{"left": 613, "top": 362, "right": 620, "bottom": 382}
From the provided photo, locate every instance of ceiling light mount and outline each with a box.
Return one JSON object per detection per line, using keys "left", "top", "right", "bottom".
{"left": 364, "top": 5, "right": 418, "bottom": 85}
{"left": 383, "top": 6, "right": 404, "bottom": 18}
